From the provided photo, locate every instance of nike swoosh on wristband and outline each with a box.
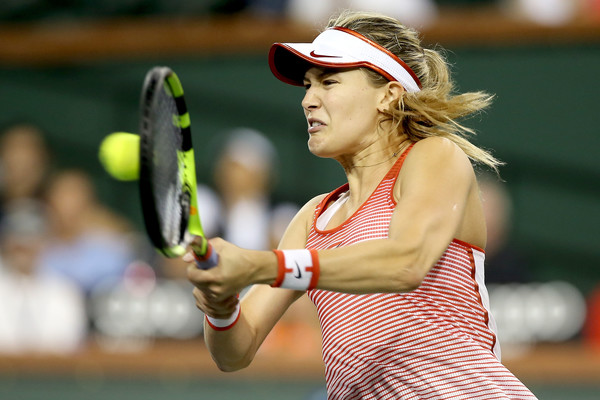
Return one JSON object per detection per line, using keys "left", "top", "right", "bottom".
{"left": 293, "top": 261, "right": 302, "bottom": 279}
{"left": 309, "top": 50, "right": 343, "bottom": 59}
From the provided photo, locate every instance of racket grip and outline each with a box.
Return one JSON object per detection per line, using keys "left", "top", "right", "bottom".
{"left": 192, "top": 241, "right": 219, "bottom": 270}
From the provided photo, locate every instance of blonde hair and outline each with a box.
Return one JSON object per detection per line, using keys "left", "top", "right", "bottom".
{"left": 327, "top": 11, "right": 502, "bottom": 171}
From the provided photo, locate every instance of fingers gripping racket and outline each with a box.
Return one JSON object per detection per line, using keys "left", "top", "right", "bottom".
{"left": 138, "top": 66, "right": 217, "bottom": 269}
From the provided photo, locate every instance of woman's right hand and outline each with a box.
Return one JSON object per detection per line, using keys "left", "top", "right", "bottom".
{"left": 191, "top": 286, "right": 239, "bottom": 320}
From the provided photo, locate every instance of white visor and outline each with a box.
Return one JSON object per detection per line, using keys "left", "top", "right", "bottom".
{"left": 269, "top": 27, "right": 422, "bottom": 93}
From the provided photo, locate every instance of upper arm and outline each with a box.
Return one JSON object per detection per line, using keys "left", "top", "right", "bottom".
{"left": 389, "top": 137, "right": 475, "bottom": 277}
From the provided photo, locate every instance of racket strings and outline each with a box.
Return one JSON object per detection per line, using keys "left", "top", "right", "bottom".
{"left": 152, "top": 83, "right": 184, "bottom": 247}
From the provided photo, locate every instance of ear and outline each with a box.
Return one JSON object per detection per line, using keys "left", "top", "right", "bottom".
{"left": 377, "top": 81, "right": 405, "bottom": 113}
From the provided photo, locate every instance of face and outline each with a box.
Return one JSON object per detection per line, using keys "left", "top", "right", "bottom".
{"left": 301, "top": 67, "right": 387, "bottom": 160}
{"left": 0, "top": 127, "right": 48, "bottom": 199}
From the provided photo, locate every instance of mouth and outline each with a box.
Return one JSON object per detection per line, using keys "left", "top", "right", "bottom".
{"left": 308, "top": 118, "right": 325, "bottom": 133}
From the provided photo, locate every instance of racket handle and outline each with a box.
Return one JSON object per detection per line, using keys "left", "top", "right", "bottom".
{"left": 191, "top": 240, "right": 219, "bottom": 270}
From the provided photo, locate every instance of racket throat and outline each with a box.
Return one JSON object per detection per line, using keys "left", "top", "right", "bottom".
{"left": 179, "top": 190, "right": 192, "bottom": 245}
{"left": 190, "top": 238, "right": 210, "bottom": 258}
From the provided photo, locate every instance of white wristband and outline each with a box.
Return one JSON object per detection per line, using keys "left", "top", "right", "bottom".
{"left": 205, "top": 302, "right": 241, "bottom": 331}
{"left": 271, "top": 249, "right": 320, "bottom": 290}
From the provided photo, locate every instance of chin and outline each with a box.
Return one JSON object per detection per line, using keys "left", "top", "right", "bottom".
{"left": 309, "top": 150, "right": 336, "bottom": 160}
{"left": 307, "top": 141, "right": 329, "bottom": 159}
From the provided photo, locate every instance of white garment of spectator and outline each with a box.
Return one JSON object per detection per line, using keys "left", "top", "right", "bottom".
{"left": 225, "top": 197, "right": 271, "bottom": 250}
{"left": 0, "top": 271, "right": 87, "bottom": 354}
{"left": 0, "top": 201, "right": 87, "bottom": 354}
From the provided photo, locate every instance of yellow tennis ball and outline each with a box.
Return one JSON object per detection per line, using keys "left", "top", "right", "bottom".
{"left": 98, "top": 132, "right": 140, "bottom": 181}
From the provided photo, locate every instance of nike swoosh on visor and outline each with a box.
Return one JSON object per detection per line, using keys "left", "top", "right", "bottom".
{"left": 309, "top": 50, "right": 343, "bottom": 59}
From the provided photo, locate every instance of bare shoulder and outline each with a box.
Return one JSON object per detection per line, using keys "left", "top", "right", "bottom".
{"left": 403, "top": 137, "right": 473, "bottom": 176}
{"left": 395, "top": 137, "right": 475, "bottom": 199}
{"left": 410, "top": 136, "right": 469, "bottom": 161}
{"left": 393, "top": 138, "right": 485, "bottom": 247}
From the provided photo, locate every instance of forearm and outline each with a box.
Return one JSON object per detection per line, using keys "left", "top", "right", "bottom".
{"left": 201, "top": 284, "right": 302, "bottom": 372}
{"left": 204, "top": 311, "right": 258, "bottom": 372}
{"left": 269, "top": 239, "right": 427, "bottom": 294}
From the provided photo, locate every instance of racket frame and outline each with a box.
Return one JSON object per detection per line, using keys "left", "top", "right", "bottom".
{"left": 138, "top": 66, "right": 209, "bottom": 259}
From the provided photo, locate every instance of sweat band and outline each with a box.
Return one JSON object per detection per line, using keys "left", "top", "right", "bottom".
{"left": 269, "top": 26, "right": 422, "bottom": 93}
{"left": 271, "top": 249, "right": 320, "bottom": 290}
{"left": 205, "top": 302, "right": 241, "bottom": 331}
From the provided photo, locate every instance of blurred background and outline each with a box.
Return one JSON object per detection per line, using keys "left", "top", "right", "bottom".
{"left": 0, "top": 1, "right": 599, "bottom": 399}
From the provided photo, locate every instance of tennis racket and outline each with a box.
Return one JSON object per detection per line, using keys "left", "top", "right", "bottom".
{"left": 138, "top": 66, "right": 218, "bottom": 269}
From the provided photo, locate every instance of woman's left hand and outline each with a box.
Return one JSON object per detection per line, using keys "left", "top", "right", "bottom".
{"left": 184, "top": 237, "right": 253, "bottom": 302}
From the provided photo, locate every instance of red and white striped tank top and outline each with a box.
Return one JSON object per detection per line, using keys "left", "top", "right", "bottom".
{"left": 306, "top": 146, "right": 536, "bottom": 399}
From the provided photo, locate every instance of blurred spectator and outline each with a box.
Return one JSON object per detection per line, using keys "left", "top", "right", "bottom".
{"left": 479, "top": 176, "right": 586, "bottom": 356}
{"left": 213, "top": 128, "right": 281, "bottom": 250}
{"left": 0, "top": 123, "right": 52, "bottom": 221}
{"left": 161, "top": 128, "right": 298, "bottom": 278}
{"left": 160, "top": 128, "right": 319, "bottom": 352}
{"left": 500, "top": 0, "right": 581, "bottom": 26}
{"left": 0, "top": 200, "right": 87, "bottom": 354}
{"left": 211, "top": 128, "right": 320, "bottom": 356}
{"left": 38, "top": 169, "right": 137, "bottom": 296}
{"left": 479, "top": 174, "right": 531, "bottom": 284}
{"left": 286, "top": 0, "right": 438, "bottom": 28}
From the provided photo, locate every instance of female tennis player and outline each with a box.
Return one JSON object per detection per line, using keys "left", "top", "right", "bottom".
{"left": 185, "top": 10, "right": 538, "bottom": 399}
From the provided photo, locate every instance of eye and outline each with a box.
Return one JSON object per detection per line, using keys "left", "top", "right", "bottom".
{"left": 303, "top": 82, "right": 311, "bottom": 90}
{"left": 323, "top": 79, "right": 338, "bottom": 86}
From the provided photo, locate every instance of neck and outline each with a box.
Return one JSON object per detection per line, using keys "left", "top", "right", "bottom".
{"left": 339, "top": 139, "right": 410, "bottom": 207}
{"left": 353, "top": 148, "right": 402, "bottom": 168}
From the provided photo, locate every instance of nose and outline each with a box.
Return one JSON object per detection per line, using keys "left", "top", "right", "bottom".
{"left": 301, "top": 88, "right": 319, "bottom": 112}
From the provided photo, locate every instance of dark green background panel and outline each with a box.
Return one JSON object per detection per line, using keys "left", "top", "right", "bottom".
{"left": 0, "top": 44, "right": 598, "bottom": 292}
